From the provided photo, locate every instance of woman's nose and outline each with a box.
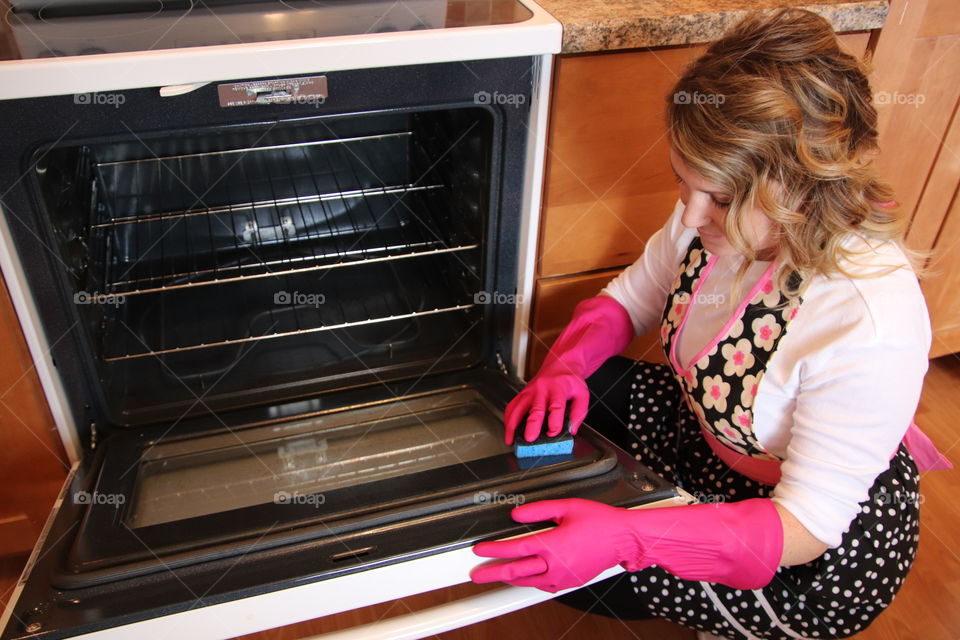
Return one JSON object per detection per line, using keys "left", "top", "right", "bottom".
{"left": 680, "top": 196, "right": 713, "bottom": 229}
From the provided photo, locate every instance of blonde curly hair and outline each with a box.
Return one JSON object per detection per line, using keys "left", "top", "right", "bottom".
{"left": 666, "top": 8, "right": 910, "bottom": 297}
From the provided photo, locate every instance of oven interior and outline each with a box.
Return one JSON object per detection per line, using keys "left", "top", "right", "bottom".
{"left": 34, "top": 107, "right": 493, "bottom": 427}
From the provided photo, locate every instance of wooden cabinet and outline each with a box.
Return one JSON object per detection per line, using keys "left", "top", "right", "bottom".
{"left": 527, "top": 46, "right": 705, "bottom": 375}
{"left": 537, "top": 47, "right": 704, "bottom": 280}
{"left": 0, "top": 275, "right": 68, "bottom": 558}
{"left": 526, "top": 33, "right": 872, "bottom": 378}
{"left": 872, "top": 0, "right": 960, "bottom": 356}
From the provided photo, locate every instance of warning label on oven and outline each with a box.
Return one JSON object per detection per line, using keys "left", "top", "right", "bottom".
{"left": 218, "top": 76, "right": 328, "bottom": 107}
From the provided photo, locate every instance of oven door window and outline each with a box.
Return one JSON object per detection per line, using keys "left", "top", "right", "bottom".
{"left": 129, "top": 394, "right": 512, "bottom": 528}
{"left": 60, "top": 387, "right": 621, "bottom": 588}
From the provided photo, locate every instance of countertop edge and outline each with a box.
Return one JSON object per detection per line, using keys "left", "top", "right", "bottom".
{"left": 546, "top": 1, "right": 889, "bottom": 54}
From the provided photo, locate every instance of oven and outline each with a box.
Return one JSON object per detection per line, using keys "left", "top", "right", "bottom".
{"left": 0, "top": 2, "right": 686, "bottom": 638}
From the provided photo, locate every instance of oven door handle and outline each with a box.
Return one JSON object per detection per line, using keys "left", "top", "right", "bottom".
{"left": 306, "top": 492, "right": 695, "bottom": 640}
{"left": 302, "top": 567, "right": 625, "bottom": 640}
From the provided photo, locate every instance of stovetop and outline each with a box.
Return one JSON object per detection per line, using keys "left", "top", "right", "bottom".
{"left": 4, "top": 0, "right": 533, "bottom": 59}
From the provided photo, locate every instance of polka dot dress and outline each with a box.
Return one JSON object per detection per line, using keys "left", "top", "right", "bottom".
{"left": 580, "top": 359, "right": 921, "bottom": 640}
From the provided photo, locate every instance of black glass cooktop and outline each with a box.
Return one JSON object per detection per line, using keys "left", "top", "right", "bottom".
{"left": 2, "top": 0, "right": 533, "bottom": 60}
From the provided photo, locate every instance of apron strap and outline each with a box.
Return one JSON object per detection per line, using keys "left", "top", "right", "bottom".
{"left": 903, "top": 421, "right": 953, "bottom": 471}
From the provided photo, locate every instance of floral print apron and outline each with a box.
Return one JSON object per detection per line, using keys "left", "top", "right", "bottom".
{"left": 660, "top": 237, "right": 802, "bottom": 464}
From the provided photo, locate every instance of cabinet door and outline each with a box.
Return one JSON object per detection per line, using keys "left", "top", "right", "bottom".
{"left": 0, "top": 276, "right": 68, "bottom": 557}
{"left": 873, "top": 0, "right": 960, "bottom": 238}
{"left": 923, "top": 182, "right": 960, "bottom": 356}
{"left": 914, "top": 101, "right": 960, "bottom": 355}
{"left": 871, "top": 0, "right": 960, "bottom": 355}
{"left": 537, "top": 47, "right": 704, "bottom": 280}
{"left": 528, "top": 47, "right": 701, "bottom": 378}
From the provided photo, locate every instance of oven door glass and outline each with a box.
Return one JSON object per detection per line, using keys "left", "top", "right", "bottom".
{"left": 129, "top": 391, "right": 515, "bottom": 528}
{"left": 59, "top": 381, "right": 640, "bottom": 588}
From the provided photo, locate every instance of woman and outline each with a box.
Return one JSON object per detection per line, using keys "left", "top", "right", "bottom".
{"left": 470, "top": 9, "right": 950, "bottom": 640}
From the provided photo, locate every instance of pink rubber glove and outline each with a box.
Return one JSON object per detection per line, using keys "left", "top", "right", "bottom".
{"left": 505, "top": 296, "right": 634, "bottom": 445}
{"left": 471, "top": 498, "right": 783, "bottom": 592}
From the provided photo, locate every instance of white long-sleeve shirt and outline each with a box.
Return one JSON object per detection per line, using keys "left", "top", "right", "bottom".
{"left": 602, "top": 200, "right": 931, "bottom": 547}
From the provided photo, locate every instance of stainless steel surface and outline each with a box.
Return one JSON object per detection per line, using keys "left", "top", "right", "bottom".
{"left": 4, "top": 0, "right": 534, "bottom": 60}
{"left": 217, "top": 75, "right": 329, "bottom": 108}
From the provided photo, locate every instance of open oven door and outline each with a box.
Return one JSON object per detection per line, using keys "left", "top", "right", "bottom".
{"left": 0, "top": 367, "right": 686, "bottom": 640}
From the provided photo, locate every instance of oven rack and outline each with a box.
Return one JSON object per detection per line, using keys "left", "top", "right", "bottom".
{"left": 88, "top": 130, "right": 479, "bottom": 297}
{"left": 102, "top": 304, "right": 475, "bottom": 362}
{"left": 90, "top": 183, "right": 442, "bottom": 231}
{"left": 96, "top": 199, "right": 479, "bottom": 297}
{"left": 100, "top": 253, "right": 481, "bottom": 363}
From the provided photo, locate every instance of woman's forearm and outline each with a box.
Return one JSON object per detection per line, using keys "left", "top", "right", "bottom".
{"left": 774, "top": 502, "right": 830, "bottom": 566}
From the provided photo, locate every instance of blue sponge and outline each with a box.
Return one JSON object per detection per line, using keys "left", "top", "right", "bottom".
{"left": 514, "top": 432, "right": 575, "bottom": 458}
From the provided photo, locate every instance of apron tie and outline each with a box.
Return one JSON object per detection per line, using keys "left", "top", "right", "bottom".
{"left": 903, "top": 421, "right": 953, "bottom": 471}
{"left": 700, "top": 420, "right": 952, "bottom": 487}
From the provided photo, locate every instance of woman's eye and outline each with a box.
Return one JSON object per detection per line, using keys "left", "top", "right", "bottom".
{"left": 671, "top": 170, "right": 728, "bottom": 207}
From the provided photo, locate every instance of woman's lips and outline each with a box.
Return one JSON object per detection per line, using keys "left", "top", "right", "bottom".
{"left": 698, "top": 229, "right": 722, "bottom": 240}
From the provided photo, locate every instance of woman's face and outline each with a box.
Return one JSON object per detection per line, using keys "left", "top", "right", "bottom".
{"left": 669, "top": 149, "right": 776, "bottom": 258}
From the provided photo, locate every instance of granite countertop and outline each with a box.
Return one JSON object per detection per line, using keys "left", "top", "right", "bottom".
{"left": 534, "top": 0, "right": 889, "bottom": 54}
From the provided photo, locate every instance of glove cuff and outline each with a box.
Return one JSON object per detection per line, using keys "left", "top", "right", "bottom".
{"left": 709, "top": 498, "right": 784, "bottom": 589}
{"left": 540, "top": 296, "right": 634, "bottom": 379}
{"left": 622, "top": 498, "right": 784, "bottom": 590}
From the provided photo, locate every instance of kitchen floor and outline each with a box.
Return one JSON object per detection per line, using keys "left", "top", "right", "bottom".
{"left": 2, "top": 355, "right": 959, "bottom": 640}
